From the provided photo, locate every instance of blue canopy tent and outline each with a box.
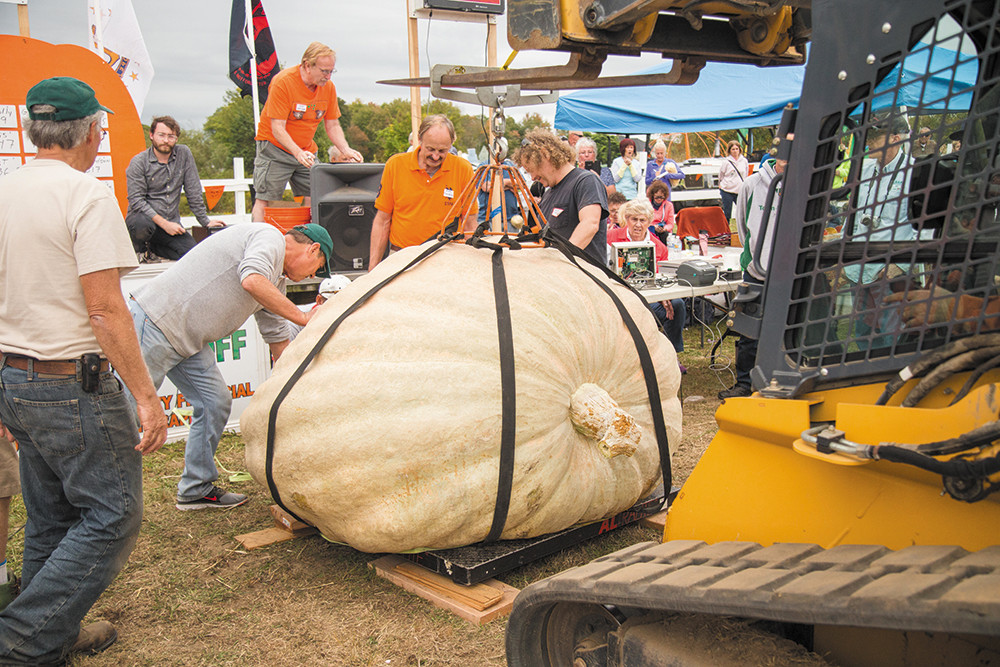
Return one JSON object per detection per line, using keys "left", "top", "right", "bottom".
{"left": 554, "top": 45, "right": 977, "bottom": 133}
{"left": 555, "top": 61, "right": 806, "bottom": 134}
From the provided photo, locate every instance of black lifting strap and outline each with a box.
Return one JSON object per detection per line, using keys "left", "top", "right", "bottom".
{"left": 263, "top": 235, "right": 458, "bottom": 523}
{"left": 485, "top": 246, "right": 517, "bottom": 542}
{"left": 541, "top": 229, "right": 674, "bottom": 499}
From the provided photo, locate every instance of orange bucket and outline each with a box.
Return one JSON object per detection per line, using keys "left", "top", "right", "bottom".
{"left": 264, "top": 206, "right": 311, "bottom": 232}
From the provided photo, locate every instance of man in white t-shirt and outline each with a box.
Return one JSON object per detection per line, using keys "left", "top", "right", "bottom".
{"left": 0, "top": 76, "right": 166, "bottom": 664}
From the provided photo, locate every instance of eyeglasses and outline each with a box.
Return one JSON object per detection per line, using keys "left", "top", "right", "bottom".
{"left": 153, "top": 132, "right": 178, "bottom": 141}
{"left": 315, "top": 65, "right": 336, "bottom": 76}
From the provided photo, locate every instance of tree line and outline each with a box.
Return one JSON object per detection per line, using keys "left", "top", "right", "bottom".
{"left": 174, "top": 91, "right": 553, "bottom": 181}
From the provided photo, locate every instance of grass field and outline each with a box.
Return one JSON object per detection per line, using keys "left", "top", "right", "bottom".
{"left": 5, "top": 322, "right": 739, "bottom": 667}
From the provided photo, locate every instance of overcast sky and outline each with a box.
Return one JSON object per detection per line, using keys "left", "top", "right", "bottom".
{"left": 1, "top": 0, "right": 662, "bottom": 130}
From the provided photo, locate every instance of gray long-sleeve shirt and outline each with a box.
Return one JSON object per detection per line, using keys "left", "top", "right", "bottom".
{"left": 132, "top": 224, "right": 290, "bottom": 357}
{"left": 125, "top": 144, "right": 212, "bottom": 227}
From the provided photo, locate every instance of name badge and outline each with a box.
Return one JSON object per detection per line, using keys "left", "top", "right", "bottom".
{"left": 443, "top": 187, "right": 454, "bottom": 199}
{"left": 551, "top": 207, "right": 563, "bottom": 217}
{"left": 295, "top": 103, "right": 307, "bottom": 112}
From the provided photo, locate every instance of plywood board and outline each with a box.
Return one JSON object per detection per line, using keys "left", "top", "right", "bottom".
{"left": 269, "top": 505, "right": 315, "bottom": 534}
{"left": 370, "top": 555, "right": 518, "bottom": 625}
{"left": 235, "top": 526, "right": 303, "bottom": 550}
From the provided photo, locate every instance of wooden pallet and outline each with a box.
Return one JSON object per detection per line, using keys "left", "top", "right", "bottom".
{"left": 235, "top": 505, "right": 317, "bottom": 550}
{"left": 370, "top": 554, "right": 518, "bottom": 625}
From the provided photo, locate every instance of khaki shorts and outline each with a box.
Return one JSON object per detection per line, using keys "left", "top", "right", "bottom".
{"left": 253, "top": 140, "right": 312, "bottom": 201}
{"left": 0, "top": 440, "right": 19, "bottom": 498}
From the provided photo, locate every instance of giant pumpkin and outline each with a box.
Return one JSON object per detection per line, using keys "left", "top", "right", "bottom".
{"left": 242, "top": 241, "right": 682, "bottom": 553}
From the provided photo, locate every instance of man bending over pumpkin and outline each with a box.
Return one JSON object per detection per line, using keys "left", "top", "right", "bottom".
{"left": 126, "top": 223, "right": 334, "bottom": 510}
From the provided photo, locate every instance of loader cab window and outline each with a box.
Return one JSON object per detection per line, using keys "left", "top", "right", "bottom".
{"left": 780, "top": 11, "right": 1000, "bottom": 381}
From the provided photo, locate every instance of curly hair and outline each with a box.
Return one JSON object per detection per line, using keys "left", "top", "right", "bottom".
{"left": 516, "top": 129, "right": 575, "bottom": 170}
{"left": 646, "top": 180, "right": 670, "bottom": 201}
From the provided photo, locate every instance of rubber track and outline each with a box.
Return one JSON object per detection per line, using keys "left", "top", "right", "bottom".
{"left": 508, "top": 541, "right": 1000, "bottom": 638}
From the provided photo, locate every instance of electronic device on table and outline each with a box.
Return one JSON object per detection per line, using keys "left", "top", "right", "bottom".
{"left": 611, "top": 241, "right": 657, "bottom": 288}
{"left": 676, "top": 259, "right": 719, "bottom": 286}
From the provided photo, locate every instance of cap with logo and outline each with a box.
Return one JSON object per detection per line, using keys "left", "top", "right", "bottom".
{"left": 26, "top": 77, "right": 114, "bottom": 121}
{"left": 293, "top": 223, "right": 334, "bottom": 277}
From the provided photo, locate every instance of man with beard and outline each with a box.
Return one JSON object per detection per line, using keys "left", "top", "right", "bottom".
{"left": 125, "top": 115, "right": 225, "bottom": 261}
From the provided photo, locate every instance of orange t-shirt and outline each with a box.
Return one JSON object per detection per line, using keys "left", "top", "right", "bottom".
{"left": 255, "top": 65, "right": 340, "bottom": 154}
{"left": 374, "top": 150, "right": 477, "bottom": 248}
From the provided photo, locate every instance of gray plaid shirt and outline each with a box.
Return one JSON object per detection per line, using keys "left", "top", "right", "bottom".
{"left": 125, "top": 144, "right": 211, "bottom": 227}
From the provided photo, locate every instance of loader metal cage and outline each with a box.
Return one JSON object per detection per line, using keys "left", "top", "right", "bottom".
{"left": 755, "top": 0, "right": 1000, "bottom": 395}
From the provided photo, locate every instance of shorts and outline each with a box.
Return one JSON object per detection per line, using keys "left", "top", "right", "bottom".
{"left": 0, "top": 439, "right": 19, "bottom": 497}
{"left": 253, "top": 140, "right": 312, "bottom": 201}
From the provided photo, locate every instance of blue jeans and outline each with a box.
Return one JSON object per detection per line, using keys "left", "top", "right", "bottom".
{"left": 0, "top": 363, "right": 142, "bottom": 664}
{"left": 128, "top": 301, "right": 232, "bottom": 500}
{"left": 720, "top": 189, "right": 738, "bottom": 221}
{"left": 650, "top": 299, "right": 687, "bottom": 354}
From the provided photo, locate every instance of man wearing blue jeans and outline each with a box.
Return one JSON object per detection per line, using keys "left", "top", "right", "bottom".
{"left": 128, "top": 222, "right": 332, "bottom": 509}
{"left": 0, "top": 77, "right": 167, "bottom": 664}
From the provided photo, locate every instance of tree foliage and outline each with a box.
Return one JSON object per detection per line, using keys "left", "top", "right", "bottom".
{"left": 203, "top": 90, "right": 258, "bottom": 178}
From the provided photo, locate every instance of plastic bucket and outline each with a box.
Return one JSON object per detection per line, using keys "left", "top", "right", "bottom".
{"left": 264, "top": 206, "right": 311, "bottom": 232}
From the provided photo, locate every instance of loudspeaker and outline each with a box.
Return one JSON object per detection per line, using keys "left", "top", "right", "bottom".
{"left": 310, "top": 163, "right": 385, "bottom": 271}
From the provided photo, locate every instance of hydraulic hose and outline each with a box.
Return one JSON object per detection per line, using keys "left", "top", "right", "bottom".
{"left": 874, "top": 445, "right": 1000, "bottom": 478}
{"left": 876, "top": 333, "right": 1000, "bottom": 405}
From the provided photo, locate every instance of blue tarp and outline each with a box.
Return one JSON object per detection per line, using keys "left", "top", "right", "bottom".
{"left": 555, "top": 45, "right": 977, "bottom": 134}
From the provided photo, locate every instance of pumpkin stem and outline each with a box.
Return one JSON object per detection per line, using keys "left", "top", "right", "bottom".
{"left": 569, "top": 383, "right": 641, "bottom": 458}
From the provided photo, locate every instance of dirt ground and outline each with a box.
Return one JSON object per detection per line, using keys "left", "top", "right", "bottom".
{"left": 6, "top": 326, "right": 742, "bottom": 667}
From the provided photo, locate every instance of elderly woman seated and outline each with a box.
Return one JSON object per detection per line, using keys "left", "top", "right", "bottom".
{"left": 607, "top": 198, "right": 687, "bottom": 369}
{"left": 646, "top": 180, "right": 675, "bottom": 244}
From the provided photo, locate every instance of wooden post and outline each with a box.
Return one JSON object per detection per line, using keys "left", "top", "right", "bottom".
{"left": 406, "top": 0, "right": 421, "bottom": 148}
{"left": 17, "top": 2, "right": 28, "bottom": 36}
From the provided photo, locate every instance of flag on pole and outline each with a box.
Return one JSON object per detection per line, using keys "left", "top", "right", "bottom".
{"left": 87, "top": 0, "right": 154, "bottom": 116}
{"left": 229, "top": 0, "right": 278, "bottom": 103}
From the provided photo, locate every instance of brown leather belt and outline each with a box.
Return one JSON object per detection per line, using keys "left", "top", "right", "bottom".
{"left": 2, "top": 355, "right": 110, "bottom": 376}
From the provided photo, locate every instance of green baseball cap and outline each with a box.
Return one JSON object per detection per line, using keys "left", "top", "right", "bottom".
{"left": 293, "top": 223, "right": 333, "bottom": 277}
{"left": 26, "top": 77, "right": 114, "bottom": 121}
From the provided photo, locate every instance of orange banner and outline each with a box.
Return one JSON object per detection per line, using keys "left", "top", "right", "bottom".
{"left": 204, "top": 185, "right": 225, "bottom": 210}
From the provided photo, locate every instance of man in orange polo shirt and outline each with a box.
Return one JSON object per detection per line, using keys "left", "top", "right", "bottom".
{"left": 368, "top": 115, "right": 477, "bottom": 270}
{"left": 251, "top": 42, "right": 362, "bottom": 222}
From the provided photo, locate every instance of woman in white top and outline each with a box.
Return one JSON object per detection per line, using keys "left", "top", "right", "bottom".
{"left": 718, "top": 140, "right": 749, "bottom": 220}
